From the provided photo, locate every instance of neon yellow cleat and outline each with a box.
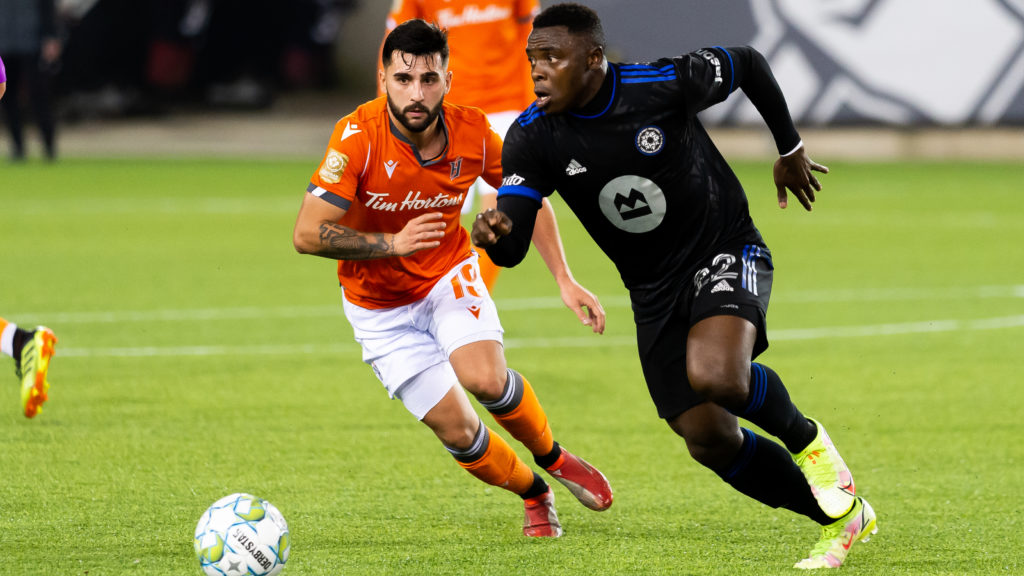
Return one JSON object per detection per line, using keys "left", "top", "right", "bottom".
{"left": 793, "top": 418, "right": 856, "bottom": 518}
{"left": 794, "top": 496, "right": 877, "bottom": 569}
{"left": 17, "top": 326, "right": 56, "bottom": 418}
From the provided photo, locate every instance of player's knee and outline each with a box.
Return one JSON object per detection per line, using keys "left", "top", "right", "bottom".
{"left": 437, "top": 420, "right": 481, "bottom": 452}
{"left": 682, "top": 427, "right": 741, "bottom": 470}
{"left": 462, "top": 366, "right": 509, "bottom": 402}
{"left": 687, "top": 359, "right": 750, "bottom": 407}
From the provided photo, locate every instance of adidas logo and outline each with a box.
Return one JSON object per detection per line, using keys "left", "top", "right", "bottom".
{"left": 711, "top": 280, "right": 733, "bottom": 293}
{"left": 565, "top": 159, "right": 587, "bottom": 176}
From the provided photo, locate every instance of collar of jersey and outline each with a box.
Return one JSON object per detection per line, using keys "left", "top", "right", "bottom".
{"left": 570, "top": 62, "right": 617, "bottom": 119}
{"left": 389, "top": 108, "right": 450, "bottom": 166}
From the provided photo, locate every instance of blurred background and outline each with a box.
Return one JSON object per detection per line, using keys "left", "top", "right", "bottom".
{"left": 2, "top": 0, "right": 1023, "bottom": 161}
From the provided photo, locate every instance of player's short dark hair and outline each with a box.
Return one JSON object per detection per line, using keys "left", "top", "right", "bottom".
{"left": 382, "top": 19, "right": 449, "bottom": 67}
{"left": 533, "top": 3, "right": 606, "bottom": 48}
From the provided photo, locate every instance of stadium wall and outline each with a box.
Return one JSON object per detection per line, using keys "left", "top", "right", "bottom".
{"left": 341, "top": 0, "right": 1024, "bottom": 127}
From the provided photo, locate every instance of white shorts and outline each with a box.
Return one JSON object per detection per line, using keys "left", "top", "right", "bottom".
{"left": 342, "top": 254, "right": 504, "bottom": 420}
{"left": 461, "top": 110, "right": 521, "bottom": 214}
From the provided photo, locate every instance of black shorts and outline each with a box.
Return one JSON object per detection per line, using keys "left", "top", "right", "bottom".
{"left": 635, "top": 244, "right": 774, "bottom": 420}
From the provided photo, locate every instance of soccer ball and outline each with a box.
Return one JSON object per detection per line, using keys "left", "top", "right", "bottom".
{"left": 194, "top": 493, "right": 290, "bottom": 576}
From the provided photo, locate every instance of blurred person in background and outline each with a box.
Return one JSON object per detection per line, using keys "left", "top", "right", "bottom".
{"left": 381, "top": 0, "right": 541, "bottom": 292}
{"left": 0, "top": 0, "right": 63, "bottom": 160}
{"left": 0, "top": 54, "right": 6, "bottom": 100}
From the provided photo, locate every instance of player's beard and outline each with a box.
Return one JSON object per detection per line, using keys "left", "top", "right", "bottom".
{"left": 387, "top": 94, "right": 443, "bottom": 134}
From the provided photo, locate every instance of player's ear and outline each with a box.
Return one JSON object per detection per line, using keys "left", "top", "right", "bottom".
{"left": 587, "top": 46, "right": 605, "bottom": 70}
{"left": 378, "top": 66, "right": 387, "bottom": 94}
{"left": 445, "top": 70, "right": 453, "bottom": 94}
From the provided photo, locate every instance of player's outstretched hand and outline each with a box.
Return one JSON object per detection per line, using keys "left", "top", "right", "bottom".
{"left": 773, "top": 146, "right": 828, "bottom": 211}
{"left": 558, "top": 279, "right": 606, "bottom": 334}
{"left": 394, "top": 212, "right": 446, "bottom": 256}
{"left": 471, "top": 208, "right": 513, "bottom": 246}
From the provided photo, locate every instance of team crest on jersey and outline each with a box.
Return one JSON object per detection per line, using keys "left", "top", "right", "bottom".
{"left": 635, "top": 126, "right": 665, "bottom": 155}
{"left": 319, "top": 148, "right": 348, "bottom": 184}
{"left": 450, "top": 157, "right": 463, "bottom": 180}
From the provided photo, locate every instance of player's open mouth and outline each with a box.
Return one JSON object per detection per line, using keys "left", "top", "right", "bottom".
{"left": 535, "top": 93, "right": 551, "bottom": 109}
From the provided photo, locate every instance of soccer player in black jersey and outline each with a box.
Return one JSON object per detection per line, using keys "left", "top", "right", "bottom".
{"left": 472, "top": 3, "right": 876, "bottom": 569}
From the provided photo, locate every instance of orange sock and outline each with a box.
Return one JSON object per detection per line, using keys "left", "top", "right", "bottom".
{"left": 456, "top": 426, "right": 535, "bottom": 495}
{"left": 477, "top": 248, "right": 502, "bottom": 293}
{"left": 488, "top": 373, "right": 555, "bottom": 457}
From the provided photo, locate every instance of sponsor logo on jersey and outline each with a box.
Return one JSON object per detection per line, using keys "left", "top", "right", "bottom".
{"left": 565, "top": 159, "right": 588, "bottom": 175}
{"left": 502, "top": 173, "right": 525, "bottom": 187}
{"left": 696, "top": 49, "right": 723, "bottom": 85}
{"left": 614, "top": 189, "right": 653, "bottom": 220}
{"left": 467, "top": 305, "right": 481, "bottom": 318}
{"left": 635, "top": 126, "right": 665, "bottom": 155}
{"left": 341, "top": 122, "right": 362, "bottom": 142}
{"left": 363, "top": 190, "right": 465, "bottom": 212}
{"left": 319, "top": 148, "right": 348, "bottom": 184}
{"left": 450, "top": 156, "right": 463, "bottom": 180}
{"left": 384, "top": 159, "right": 398, "bottom": 178}
{"left": 436, "top": 5, "right": 513, "bottom": 28}
{"left": 597, "top": 175, "right": 667, "bottom": 233}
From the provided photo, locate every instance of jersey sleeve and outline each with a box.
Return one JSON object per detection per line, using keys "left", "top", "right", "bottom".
{"left": 308, "top": 114, "right": 369, "bottom": 210}
{"left": 496, "top": 119, "right": 553, "bottom": 206}
{"left": 670, "top": 47, "right": 735, "bottom": 116}
{"left": 481, "top": 120, "right": 505, "bottom": 190}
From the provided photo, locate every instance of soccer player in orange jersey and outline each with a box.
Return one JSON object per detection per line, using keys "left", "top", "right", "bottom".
{"left": 1, "top": 316, "right": 57, "bottom": 418}
{"left": 381, "top": 0, "right": 540, "bottom": 291}
{"left": 293, "top": 19, "right": 612, "bottom": 537}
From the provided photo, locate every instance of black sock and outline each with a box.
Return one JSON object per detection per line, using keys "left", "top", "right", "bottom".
{"left": 718, "top": 429, "right": 833, "bottom": 525}
{"left": 732, "top": 363, "right": 816, "bottom": 453}
{"left": 11, "top": 327, "right": 33, "bottom": 370}
{"left": 11, "top": 327, "right": 32, "bottom": 358}
{"left": 533, "top": 441, "right": 562, "bottom": 470}
{"left": 520, "top": 472, "right": 549, "bottom": 500}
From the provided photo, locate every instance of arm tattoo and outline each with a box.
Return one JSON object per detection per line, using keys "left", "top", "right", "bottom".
{"left": 317, "top": 222, "right": 395, "bottom": 260}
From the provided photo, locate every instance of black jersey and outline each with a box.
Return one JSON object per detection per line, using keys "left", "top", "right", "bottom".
{"left": 499, "top": 47, "right": 780, "bottom": 322}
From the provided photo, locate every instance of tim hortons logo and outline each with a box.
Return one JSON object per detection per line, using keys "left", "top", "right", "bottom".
{"left": 363, "top": 190, "right": 465, "bottom": 211}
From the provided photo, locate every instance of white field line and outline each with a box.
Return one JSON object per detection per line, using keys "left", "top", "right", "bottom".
{"left": 54, "top": 314, "right": 1024, "bottom": 358}
{"left": 9, "top": 284, "right": 1024, "bottom": 324}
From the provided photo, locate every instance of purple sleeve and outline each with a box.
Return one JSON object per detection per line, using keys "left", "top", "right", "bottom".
{"left": 0, "top": 55, "right": 6, "bottom": 83}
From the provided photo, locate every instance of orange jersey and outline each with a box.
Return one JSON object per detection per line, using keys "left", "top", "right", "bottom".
{"left": 383, "top": 0, "right": 539, "bottom": 114}
{"left": 308, "top": 97, "right": 503, "bottom": 309}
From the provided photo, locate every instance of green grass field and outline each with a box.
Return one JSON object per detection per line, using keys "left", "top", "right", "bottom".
{"left": 1, "top": 158, "right": 1021, "bottom": 575}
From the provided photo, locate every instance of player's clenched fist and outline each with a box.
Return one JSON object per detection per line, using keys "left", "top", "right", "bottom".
{"left": 471, "top": 209, "right": 513, "bottom": 246}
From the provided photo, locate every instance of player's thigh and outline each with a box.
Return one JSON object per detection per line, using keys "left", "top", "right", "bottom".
{"left": 420, "top": 379, "right": 480, "bottom": 448}
{"left": 636, "top": 310, "right": 705, "bottom": 420}
{"left": 343, "top": 298, "right": 453, "bottom": 419}
{"left": 427, "top": 255, "right": 504, "bottom": 356}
